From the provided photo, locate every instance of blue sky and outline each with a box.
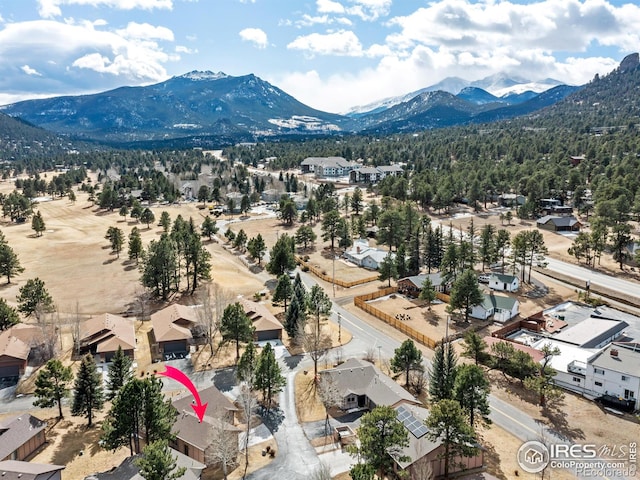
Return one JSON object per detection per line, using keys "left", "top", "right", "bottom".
{"left": 0, "top": 0, "right": 638, "bottom": 113}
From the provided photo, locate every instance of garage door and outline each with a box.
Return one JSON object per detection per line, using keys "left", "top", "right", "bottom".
{"left": 0, "top": 365, "right": 20, "bottom": 378}
{"left": 256, "top": 330, "right": 279, "bottom": 342}
{"left": 163, "top": 341, "right": 187, "bottom": 354}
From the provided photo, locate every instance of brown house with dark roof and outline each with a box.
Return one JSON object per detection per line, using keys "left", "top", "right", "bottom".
{"left": 0, "top": 414, "right": 47, "bottom": 461}
{"left": 238, "top": 297, "right": 283, "bottom": 341}
{"left": 151, "top": 304, "right": 198, "bottom": 359}
{"left": 0, "top": 461, "right": 64, "bottom": 480}
{"left": 170, "top": 386, "right": 240, "bottom": 465}
{"left": 79, "top": 313, "right": 136, "bottom": 362}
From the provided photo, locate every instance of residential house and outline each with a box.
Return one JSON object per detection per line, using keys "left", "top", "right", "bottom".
{"left": 489, "top": 273, "right": 519, "bottom": 293}
{"left": 397, "top": 272, "right": 448, "bottom": 297}
{"left": 151, "top": 304, "right": 198, "bottom": 359}
{"left": 349, "top": 165, "right": 403, "bottom": 184}
{"left": 343, "top": 239, "right": 393, "bottom": 270}
{"left": 0, "top": 323, "right": 46, "bottom": 379}
{"left": 0, "top": 414, "right": 47, "bottom": 461}
{"left": 85, "top": 449, "right": 204, "bottom": 480}
{"left": 497, "top": 193, "right": 525, "bottom": 207}
{"left": 0, "top": 330, "right": 30, "bottom": 379}
{"left": 238, "top": 297, "right": 283, "bottom": 341}
{"left": 584, "top": 343, "right": 639, "bottom": 411}
{"left": 170, "top": 386, "right": 239, "bottom": 465}
{"left": 225, "top": 192, "right": 244, "bottom": 213}
{"left": 300, "top": 157, "right": 357, "bottom": 177}
{"left": 536, "top": 215, "right": 581, "bottom": 232}
{"left": 79, "top": 313, "right": 136, "bottom": 362}
{"left": 470, "top": 293, "right": 519, "bottom": 323}
{"left": 391, "top": 404, "right": 485, "bottom": 478}
{"left": 0, "top": 461, "right": 64, "bottom": 480}
{"left": 319, "top": 358, "right": 420, "bottom": 411}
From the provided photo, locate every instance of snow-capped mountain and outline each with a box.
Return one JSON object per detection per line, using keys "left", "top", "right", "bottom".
{"left": 344, "top": 74, "right": 567, "bottom": 116}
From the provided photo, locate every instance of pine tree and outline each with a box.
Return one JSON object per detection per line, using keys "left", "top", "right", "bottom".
{"left": 254, "top": 343, "right": 286, "bottom": 410}
{"left": 31, "top": 210, "right": 46, "bottom": 237}
{"left": 390, "top": 339, "right": 423, "bottom": 387}
{"left": 33, "top": 359, "right": 73, "bottom": 419}
{"left": 453, "top": 364, "right": 491, "bottom": 427}
{"left": 429, "top": 342, "right": 457, "bottom": 402}
{"left": 0, "top": 298, "right": 20, "bottom": 331}
{"left": 102, "top": 377, "right": 176, "bottom": 455}
{"left": 0, "top": 233, "right": 24, "bottom": 283}
{"left": 135, "top": 440, "right": 186, "bottom": 480}
{"left": 237, "top": 340, "right": 258, "bottom": 385}
{"left": 128, "top": 227, "right": 143, "bottom": 264}
{"left": 106, "top": 346, "right": 133, "bottom": 400}
{"left": 272, "top": 274, "right": 293, "bottom": 311}
{"left": 220, "top": 302, "right": 254, "bottom": 362}
{"left": 72, "top": 354, "right": 104, "bottom": 426}
{"left": 449, "top": 269, "right": 484, "bottom": 322}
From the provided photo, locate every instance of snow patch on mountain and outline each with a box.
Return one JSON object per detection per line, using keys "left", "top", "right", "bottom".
{"left": 179, "top": 71, "right": 228, "bottom": 81}
{"left": 268, "top": 116, "right": 341, "bottom": 131}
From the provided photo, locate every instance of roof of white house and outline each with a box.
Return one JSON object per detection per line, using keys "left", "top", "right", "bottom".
{"left": 489, "top": 273, "right": 518, "bottom": 284}
{"left": 481, "top": 293, "right": 518, "bottom": 311}
{"left": 531, "top": 338, "right": 599, "bottom": 373}
{"left": 553, "top": 317, "right": 628, "bottom": 348}
{"left": 589, "top": 342, "right": 640, "bottom": 375}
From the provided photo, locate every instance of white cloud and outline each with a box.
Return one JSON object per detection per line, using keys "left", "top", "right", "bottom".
{"left": 115, "top": 22, "right": 174, "bottom": 41}
{"left": 275, "top": 0, "right": 635, "bottom": 111}
{"left": 345, "top": 0, "right": 392, "bottom": 21}
{"left": 239, "top": 28, "right": 268, "bottom": 49}
{"left": 0, "top": 19, "right": 175, "bottom": 89}
{"left": 288, "top": 30, "right": 387, "bottom": 57}
{"left": 317, "top": 0, "right": 345, "bottom": 14}
{"left": 295, "top": 14, "right": 353, "bottom": 27}
{"left": 21, "top": 65, "right": 42, "bottom": 76}
{"left": 175, "top": 45, "right": 197, "bottom": 54}
{"left": 38, "top": 0, "right": 173, "bottom": 18}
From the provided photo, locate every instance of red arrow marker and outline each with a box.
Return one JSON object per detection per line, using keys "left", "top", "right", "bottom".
{"left": 156, "top": 365, "right": 208, "bottom": 422}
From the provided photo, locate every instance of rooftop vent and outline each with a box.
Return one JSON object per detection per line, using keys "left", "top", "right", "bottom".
{"left": 610, "top": 349, "right": 619, "bottom": 357}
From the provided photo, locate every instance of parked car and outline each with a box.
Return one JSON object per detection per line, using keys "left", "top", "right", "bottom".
{"left": 478, "top": 274, "right": 491, "bottom": 283}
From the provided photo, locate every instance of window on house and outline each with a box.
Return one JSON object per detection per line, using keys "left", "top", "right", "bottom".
{"left": 572, "top": 377, "right": 581, "bottom": 383}
{"left": 595, "top": 381, "right": 603, "bottom": 387}
{"left": 621, "top": 375, "right": 628, "bottom": 381}
{"left": 594, "top": 368, "right": 605, "bottom": 375}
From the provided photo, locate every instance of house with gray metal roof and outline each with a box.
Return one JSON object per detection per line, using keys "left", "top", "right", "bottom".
{"left": 470, "top": 293, "right": 519, "bottom": 323}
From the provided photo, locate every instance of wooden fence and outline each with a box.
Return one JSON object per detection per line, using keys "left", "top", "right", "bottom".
{"left": 295, "top": 256, "right": 379, "bottom": 288}
{"left": 354, "top": 288, "right": 438, "bottom": 349}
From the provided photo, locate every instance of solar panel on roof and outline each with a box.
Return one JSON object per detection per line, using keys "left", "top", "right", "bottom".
{"left": 395, "top": 405, "right": 429, "bottom": 439}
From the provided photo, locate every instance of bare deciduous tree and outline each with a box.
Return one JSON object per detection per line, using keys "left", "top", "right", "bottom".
{"left": 70, "top": 301, "right": 82, "bottom": 357}
{"left": 207, "top": 408, "right": 239, "bottom": 480}
{"left": 299, "top": 320, "right": 331, "bottom": 380}
{"left": 317, "top": 375, "right": 343, "bottom": 440}
{"left": 237, "top": 383, "right": 258, "bottom": 479}
{"left": 199, "top": 283, "right": 233, "bottom": 358}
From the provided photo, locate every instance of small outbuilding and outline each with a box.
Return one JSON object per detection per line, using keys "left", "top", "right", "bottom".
{"left": 489, "top": 273, "right": 519, "bottom": 293}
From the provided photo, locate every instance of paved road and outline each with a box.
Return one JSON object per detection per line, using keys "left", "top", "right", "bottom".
{"left": 545, "top": 257, "right": 640, "bottom": 298}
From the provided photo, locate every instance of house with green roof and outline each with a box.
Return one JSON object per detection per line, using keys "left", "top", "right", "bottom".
{"left": 470, "top": 293, "right": 519, "bottom": 323}
{"left": 488, "top": 273, "right": 519, "bottom": 292}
